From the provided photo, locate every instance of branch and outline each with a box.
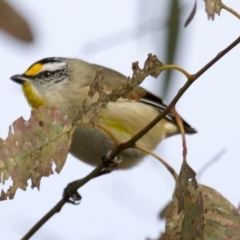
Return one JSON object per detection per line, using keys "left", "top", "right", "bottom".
{"left": 193, "top": 36, "right": 240, "bottom": 80}
{"left": 21, "top": 164, "right": 104, "bottom": 240}
{"left": 221, "top": 2, "right": 240, "bottom": 19}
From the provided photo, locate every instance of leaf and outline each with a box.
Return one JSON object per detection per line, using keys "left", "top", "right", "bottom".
{"left": 165, "top": 183, "right": 240, "bottom": 239}
{"left": 175, "top": 159, "right": 198, "bottom": 213}
{"left": 181, "top": 190, "right": 205, "bottom": 240}
{"left": 0, "top": 107, "right": 73, "bottom": 200}
{"left": 204, "top": 0, "right": 222, "bottom": 21}
{"left": 0, "top": 0, "right": 33, "bottom": 42}
{"left": 173, "top": 160, "right": 204, "bottom": 239}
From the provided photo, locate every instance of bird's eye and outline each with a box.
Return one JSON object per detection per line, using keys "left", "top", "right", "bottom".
{"left": 41, "top": 71, "right": 53, "bottom": 79}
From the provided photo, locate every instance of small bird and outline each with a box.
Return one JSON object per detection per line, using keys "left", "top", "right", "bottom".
{"left": 10, "top": 57, "right": 196, "bottom": 169}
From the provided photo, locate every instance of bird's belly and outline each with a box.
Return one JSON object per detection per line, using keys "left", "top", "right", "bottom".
{"left": 69, "top": 125, "right": 147, "bottom": 169}
{"left": 69, "top": 102, "right": 176, "bottom": 169}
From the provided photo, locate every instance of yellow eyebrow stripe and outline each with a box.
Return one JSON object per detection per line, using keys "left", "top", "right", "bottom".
{"left": 24, "top": 63, "right": 43, "bottom": 76}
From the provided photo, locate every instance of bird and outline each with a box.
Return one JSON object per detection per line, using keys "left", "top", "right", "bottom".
{"left": 10, "top": 57, "right": 196, "bottom": 169}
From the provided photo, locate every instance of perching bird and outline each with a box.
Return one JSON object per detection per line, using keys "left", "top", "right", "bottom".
{"left": 10, "top": 57, "right": 196, "bottom": 169}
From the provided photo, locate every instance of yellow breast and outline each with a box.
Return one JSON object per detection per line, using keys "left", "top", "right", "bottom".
{"left": 22, "top": 83, "right": 45, "bottom": 108}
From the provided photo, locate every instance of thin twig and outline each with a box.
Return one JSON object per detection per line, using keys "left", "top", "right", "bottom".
{"left": 21, "top": 164, "right": 104, "bottom": 240}
{"left": 193, "top": 36, "right": 240, "bottom": 80}
{"left": 221, "top": 2, "right": 240, "bottom": 19}
{"left": 161, "top": 64, "right": 192, "bottom": 79}
{"left": 97, "top": 123, "right": 121, "bottom": 146}
{"left": 171, "top": 107, "right": 187, "bottom": 158}
{"left": 135, "top": 144, "right": 178, "bottom": 180}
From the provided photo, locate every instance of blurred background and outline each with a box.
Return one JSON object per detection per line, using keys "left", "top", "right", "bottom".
{"left": 0, "top": 0, "right": 240, "bottom": 239}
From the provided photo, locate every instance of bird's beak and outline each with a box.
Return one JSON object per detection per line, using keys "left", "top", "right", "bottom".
{"left": 10, "top": 74, "right": 28, "bottom": 85}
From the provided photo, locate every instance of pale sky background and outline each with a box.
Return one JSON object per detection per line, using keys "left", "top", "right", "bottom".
{"left": 0, "top": 1, "right": 240, "bottom": 239}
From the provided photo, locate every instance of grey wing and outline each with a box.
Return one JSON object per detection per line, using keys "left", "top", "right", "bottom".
{"left": 91, "top": 62, "right": 196, "bottom": 133}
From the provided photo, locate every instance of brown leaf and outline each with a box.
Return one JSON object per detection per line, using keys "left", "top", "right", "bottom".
{"left": 143, "top": 53, "right": 163, "bottom": 78}
{"left": 0, "top": 107, "right": 73, "bottom": 200}
{"left": 165, "top": 183, "right": 240, "bottom": 240}
{"left": 175, "top": 159, "right": 197, "bottom": 213}
{"left": 204, "top": 0, "right": 222, "bottom": 20}
{"left": 0, "top": 0, "right": 33, "bottom": 42}
{"left": 174, "top": 160, "right": 204, "bottom": 239}
{"left": 181, "top": 190, "right": 205, "bottom": 240}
